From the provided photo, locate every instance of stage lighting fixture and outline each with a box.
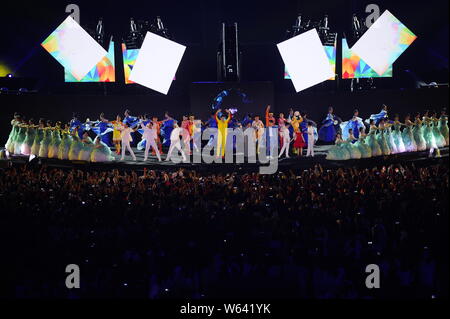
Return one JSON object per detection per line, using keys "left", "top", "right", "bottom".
{"left": 129, "top": 31, "right": 186, "bottom": 94}
{"left": 217, "top": 23, "right": 241, "bottom": 81}
{"left": 277, "top": 28, "right": 334, "bottom": 92}
{"left": 6, "top": 74, "right": 13, "bottom": 78}
{"left": 41, "top": 16, "right": 107, "bottom": 81}
{"left": 350, "top": 10, "right": 417, "bottom": 76}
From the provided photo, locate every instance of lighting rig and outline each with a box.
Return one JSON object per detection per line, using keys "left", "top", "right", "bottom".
{"left": 217, "top": 22, "right": 241, "bottom": 82}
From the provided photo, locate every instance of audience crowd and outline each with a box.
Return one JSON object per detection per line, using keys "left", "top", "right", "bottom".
{"left": 1, "top": 161, "right": 448, "bottom": 298}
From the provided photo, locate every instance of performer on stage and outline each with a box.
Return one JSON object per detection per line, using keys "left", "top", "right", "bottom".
{"left": 48, "top": 121, "right": 62, "bottom": 159}
{"left": 402, "top": 114, "right": 418, "bottom": 152}
{"left": 5, "top": 113, "right": 21, "bottom": 154}
{"left": 265, "top": 105, "right": 277, "bottom": 158}
{"left": 119, "top": 123, "right": 137, "bottom": 161}
{"left": 140, "top": 120, "right": 162, "bottom": 162}
{"left": 356, "top": 127, "right": 372, "bottom": 158}
{"left": 181, "top": 116, "right": 191, "bottom": 155}
{"left": 326, "top": 132, "right": 350, "bottom": 161}
{"left": 306, "top": 122, "right": 315, "bottom": 157}
{"left": 31, "top": 119, "right": 45, "bottom": 156}
{"left": 278, "top": 123, "right": 291, "bottom": 158}
{"left": 68, "top": 128, "right": 84, "bottom": 161}
{"left": 38, "top": 121, "right": 53, "bottom": 158}
{"left": 367, "top": 120, "right": 382, "bottom": 157}
{"left": 151, "top": 116, "right": 164, "bottom": 155}
{"left": 413, "top": 113, "right": 427, "bottom": 151}
{"left": 438, "top": 108, "right": 449, "bottom": 146}
{"left": 377, "top": 120, "right": 391, "bottom": 156}
{"left": 91, "top": 136, "right": 114, "bottom": 163}
{"left": 345, "top": 129, "right": 362, "bottom": 159}
{"left": 166, "top": 122, "right": 187, "bottom": 162}
{"left": 215, "top": 109, "right": 232, "bottom": 158}
{"left": 252, "top": 114, "right": 265, "bottom": 155}
{"left": 21, "top": 119, "right": 36, "bottom": 156}
{"left": 431, "top": 111, "right": 446, "bottom": 148}
{"left": 78, "top": 131, "right": 94, "bottom": 161}
{"left": 161, "top": 112, "right": 175, "bottom": 148}
{"left": 58, "top": 124, "right": 73, "bottom": 160}
{"left": 367, "top": 104, "right": 388, "bottom": 126}
{"left": 111, "top": 115, "right": 123, "bottom": 155}
{"left": 392, "top": 114, "right": 406, "bottom": 153}
{"left": 341, "top": 109, "right": 365, "bottom": 140}
{"left": 290, "top": 111, "right": 304, "bottom": 156}
{"left": 69, "top": 113, "right": 83, "bottom": 139}
{"left": 318, "top": 107, "right": 342, "bottom": 143}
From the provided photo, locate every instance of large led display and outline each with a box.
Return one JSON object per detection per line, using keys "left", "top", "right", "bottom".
{"left": 284, "top": 43, "right": 336, "bottom": 81}
{"left": 65, "top": 40, "right": 115, "bottom": 82}
{"left": 342, "top": 38, "right": 392, "bottom": 79}
{"left": 350, "top": 10, "right": 417, "bottom": 76}
{"left": 277, "top": 29, "right": 334, "bottom": 92}
{"left": 41, "top": 16, "right": 107, "bottom": 81}
{"left": 122, "top": 43, "right": 140, "bottom": 84}
{"left": 129, "top": 32, "right": 186, "bottom": 95}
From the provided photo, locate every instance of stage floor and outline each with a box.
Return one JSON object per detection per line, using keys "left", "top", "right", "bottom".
{"left": 4, "top": 145, "right": 449, "bottom": 173}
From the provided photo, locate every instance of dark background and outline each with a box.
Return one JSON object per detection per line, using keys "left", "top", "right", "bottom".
{"left": 0, "top": 0, "right": 449, "bottom": 139}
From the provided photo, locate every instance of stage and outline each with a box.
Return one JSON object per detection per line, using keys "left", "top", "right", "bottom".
{"left": 4, "top": 145, "right": 449, "bottom": 173}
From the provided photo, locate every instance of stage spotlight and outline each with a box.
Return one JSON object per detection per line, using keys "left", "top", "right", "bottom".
{"left": 6, "top": 73, "right": 13, "bottom": 78}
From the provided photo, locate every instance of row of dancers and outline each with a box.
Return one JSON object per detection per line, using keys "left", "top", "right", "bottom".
{"left": 4, "top": 106, "right": 448, "bottom": 163}
{"left": 327, "top": 109, "right": 449, "bottom": 160}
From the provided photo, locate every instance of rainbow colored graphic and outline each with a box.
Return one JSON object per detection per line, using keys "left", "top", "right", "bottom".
{"left": 342, "top": 38, "right": 393, "bottom": 79}
{"left": 122, "top": 43, "right": 140, "bottom": 84}
{"left": 65, "top": 41, "right": 115, "bottom": 82}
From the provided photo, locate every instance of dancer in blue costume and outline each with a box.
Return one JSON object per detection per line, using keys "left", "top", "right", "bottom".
{"left": 38, "top": 121, "right": 53, "bottom": 158}
{"left": 392, "top": 114, "right": 406, "bottom": 153}
{"left": 413, "top": 113, "right": 427, "bottom": 151}
{"left": 402, "top": 114, "right": 417, "bottom": 152}
{"left": 31, "top": 119, "right": 45, "bottom": 156}
{"left": 367, "top": 120, "right": 382, "bottom": 157}
{"left": 438, "top": 109, "right": 449, "bottom": 146}
{"left": 366, "top": 104, "right": 388, "bottom": 126}
{"left": 318, "top": 107, "right": 342, "bottom": 143}
{"left": 326, "top": 132, "right": 351, "bottom": 160}
{"left": 58, "top": 124, "right": 73, "bottom": 160}
{"left": 161, "top": 112, "right": 175, "bottom": 147}
{"left": 356, "top": 127, "right": 372, "bottom": 158}
{"left": 70, "top": 114, "right": 84, "bottom": 139}
{"left": 48, "top": 121, "right": 62, "bottom": 159}
{"left": 341, "top": 109, "right": 365, "bottom": 140}
{"left": 93, "top": 113, "right": 114, "bottom": 147}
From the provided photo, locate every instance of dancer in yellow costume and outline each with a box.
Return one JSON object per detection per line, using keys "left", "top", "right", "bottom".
{"left": 215, "top": 109, "right": 232, "bottom": 157}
